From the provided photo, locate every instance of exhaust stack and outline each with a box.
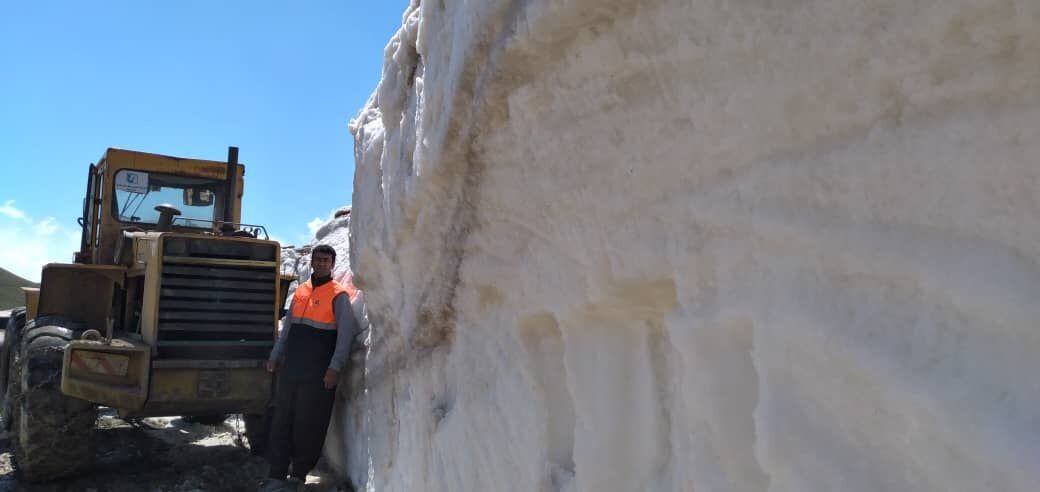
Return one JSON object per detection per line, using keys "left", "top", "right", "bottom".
{"left": 223, "top": 146, "right": 238, "bottom": 226}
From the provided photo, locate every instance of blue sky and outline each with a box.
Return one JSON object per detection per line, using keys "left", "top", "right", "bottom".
{"left": 0, "top": 1, "right": 405, "bottom": 281}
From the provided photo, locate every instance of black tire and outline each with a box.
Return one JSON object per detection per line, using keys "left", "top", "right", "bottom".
{"left": 15, "top": 330, "right": 96, "bottom": 483}
{"left": 243, "top": 412, "right": 272, "bottom": 456}
{"left": 0, "top": 310, "right": 11, "bottom": 388}
{"left": 183, "top": 414, "right": 230, "bottom": 425}
{"left": 0, "top": 308, "right": 26, "bottom": 430}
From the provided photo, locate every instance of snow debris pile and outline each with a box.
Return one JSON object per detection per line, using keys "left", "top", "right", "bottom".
{"left": 337, "top": 0, "right": 1040, "bottom": 490}
{"left": 281, "top": 206, "right": 354, "bottom": 288}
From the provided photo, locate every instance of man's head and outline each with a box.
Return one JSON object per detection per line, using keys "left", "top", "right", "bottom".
{"left": 311, "top": 245, "right": 336, "bottom": 278}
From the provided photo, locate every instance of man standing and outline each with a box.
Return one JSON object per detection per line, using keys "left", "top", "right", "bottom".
{"left": 262, "top": 245, "right": 360, "bottom": 490}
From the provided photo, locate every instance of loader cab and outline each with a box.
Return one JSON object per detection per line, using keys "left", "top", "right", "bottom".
{"left": 76, "top": 148, "right": 245, "bottom": 265}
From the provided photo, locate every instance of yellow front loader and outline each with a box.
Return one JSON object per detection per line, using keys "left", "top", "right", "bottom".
{"left": 0, "top": 147, "right": 293, "bottom": 482}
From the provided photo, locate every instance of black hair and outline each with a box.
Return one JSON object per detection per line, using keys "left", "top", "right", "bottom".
{"left": 312, "top": 244, "right": 337, "bottom": 261}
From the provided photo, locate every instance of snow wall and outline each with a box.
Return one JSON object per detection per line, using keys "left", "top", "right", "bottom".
{"left": 330, "top": 0, "right": 1040, "bottom": 490}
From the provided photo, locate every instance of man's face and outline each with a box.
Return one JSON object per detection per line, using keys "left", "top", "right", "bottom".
{"left": 311, "top": 252, "right": 335, "bottom": 278}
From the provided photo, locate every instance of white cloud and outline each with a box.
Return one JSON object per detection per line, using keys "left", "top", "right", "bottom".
{"left": 0, "top": 227, "right": 78, "bottom": 283}
{"left": 34, "top": 217, "right": 59, "bottom": 236}
{"left": 0, "top": 204, "right": 79, "bottom": 282}
{"left": 306, "top": 217, "right": 326, "bottom": 237}
{"left": 0, "top": 200, "right": 30, "bottom": 222}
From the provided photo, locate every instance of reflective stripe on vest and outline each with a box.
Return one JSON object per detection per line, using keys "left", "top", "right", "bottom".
{"left": 288, "top": 279, "right": 349, "bottom": 331}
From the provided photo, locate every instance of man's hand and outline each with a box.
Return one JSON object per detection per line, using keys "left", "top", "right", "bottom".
{"left": 323, "top": 368, "right": 339, "bottom": 389}
{"left": 266, "top": 359, "right": 281, "bottom": 373}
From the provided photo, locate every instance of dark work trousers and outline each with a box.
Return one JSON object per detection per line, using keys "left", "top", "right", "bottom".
{"left": 268, "top": 323, "right": 338, "bottom": 480}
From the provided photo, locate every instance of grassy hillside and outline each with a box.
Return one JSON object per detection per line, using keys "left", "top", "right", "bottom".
{"left": 0, "top": 267, "right": 37, "bottom": 310}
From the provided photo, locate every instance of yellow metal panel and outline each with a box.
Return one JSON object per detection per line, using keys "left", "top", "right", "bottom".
{"left": 161, "top": 232, "right": 278, "bottom": 247}
{"left": 69, "top": 351, "right": 129, "bottom": 377}
{"left": 95, "top": 154, "right": 119, "bottom": 265}
{"left": 128, "top": 234, "right": 159, "bottom": 275}
{"left": 278, "top": 271, "right": 297, "bottom": 322}
{"left": 61, "top": 338, "right": 150, "bottom": 410}
{"left": 162, "top": 256, "right": 278, "bottom": 268}
{"left": 144, "top": 367, "right": 272, "bottom": 415}
{"left": 274, "top": 243, "right": 285, "bottom": 330}
{"left": 21, "top": 288, "right": 39, "bottom": 320}
{"left": 163, "top": 367, "right": 270, "bottom": 401}
{"left": 140, "top": 240, "right": 163, "bottom": 348}
{"left": 112, "top": 148, "right": 242, "bottom": 179}
{"left": 149, "top": 369, "right": 198, "bottom": 401}
{"left": 37, "top": 264, "right": 125, "bottom": 330}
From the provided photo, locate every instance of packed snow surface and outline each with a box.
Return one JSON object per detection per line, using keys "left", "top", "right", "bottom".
{"left": 330, "top": 0, "right": 1039, "bottom": 490}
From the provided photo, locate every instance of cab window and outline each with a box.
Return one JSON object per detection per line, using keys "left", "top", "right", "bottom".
{"left": 112, "top": 170, "right": 223, "bottom": 228}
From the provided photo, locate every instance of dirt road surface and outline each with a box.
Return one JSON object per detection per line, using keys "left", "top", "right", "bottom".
{"left": 0, "top": 410, "right": 351, "bottom": 491}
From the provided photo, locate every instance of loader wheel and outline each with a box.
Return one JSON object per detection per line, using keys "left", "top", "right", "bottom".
{"left": 183, "top": 414, "right": 229, "bottom": 425}
{"left": 0, "top": 308, "right": 26, "bottom": 430}
{"left": 15, "top": 331, "right": 96, "bottom": 483}
{"left": 243, "top": 412, "right": 272, "bottom": 456}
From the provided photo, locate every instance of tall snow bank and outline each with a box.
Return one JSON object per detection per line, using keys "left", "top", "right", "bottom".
{"left": 339, "top": 0, "right": 1040, "bottom": 490}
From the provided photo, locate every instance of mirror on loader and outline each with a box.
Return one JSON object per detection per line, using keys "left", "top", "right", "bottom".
{"left": 182, "top": 187, "right": 215, "bottom": 207}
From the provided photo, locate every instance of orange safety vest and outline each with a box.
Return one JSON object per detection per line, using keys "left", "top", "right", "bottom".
{"left": 287, "top": 279, "right": 350, "bottom": 331}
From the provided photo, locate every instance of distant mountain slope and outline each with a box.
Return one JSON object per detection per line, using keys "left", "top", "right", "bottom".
{"left": 0, "top": 267, "right": 37, "bottom": 310}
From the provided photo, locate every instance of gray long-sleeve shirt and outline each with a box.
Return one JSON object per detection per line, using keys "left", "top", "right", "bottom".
{"left": 268, "top": 292, "right": 359, "bottom": 371}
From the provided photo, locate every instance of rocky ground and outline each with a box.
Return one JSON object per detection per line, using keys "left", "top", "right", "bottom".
{"left": 0, "top": 410, "right": 351, "bottom": 492}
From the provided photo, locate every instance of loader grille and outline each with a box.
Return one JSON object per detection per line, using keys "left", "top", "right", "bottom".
{"left": 156, "top": 238, "right": 278, "bottom": 359}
